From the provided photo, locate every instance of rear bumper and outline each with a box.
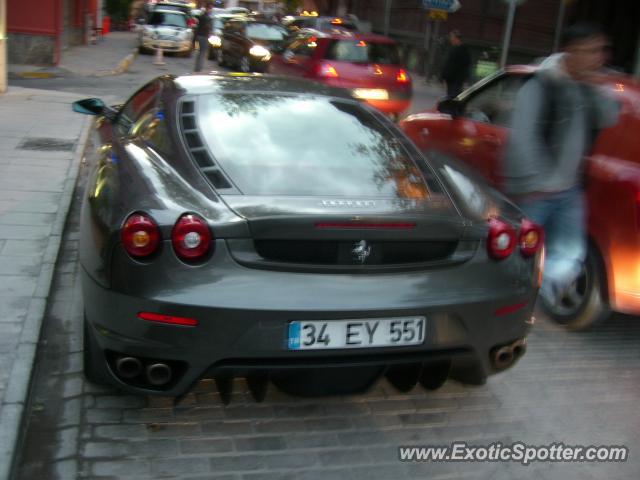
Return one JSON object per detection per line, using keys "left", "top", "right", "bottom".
{"left": 82, "top": 241, "right": 535, "bottom": 396}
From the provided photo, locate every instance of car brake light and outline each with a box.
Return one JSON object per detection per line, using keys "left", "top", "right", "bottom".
{"left": 396, "top": 69, "right": 409, "bottom": 83}
{"left": 315, "top": 222, "right": 416, "bottom": 229}
{"left": 121, "top": 213, "right": 160, "bottom": 258}
{"left": 171, "top": 213, "right": 212, "bottom": 261}
{"left": 519, "top": 218, "right": 544, "bottom": 257}
{"left": 487, "top": 217, "right": 516, "bottom": 260}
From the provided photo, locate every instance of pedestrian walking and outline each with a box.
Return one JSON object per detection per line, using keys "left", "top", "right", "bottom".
{"left": 194, "top": 2, "right": 214, "bottom": 73}
{"left": 501, "top": 23, "right": 619, "bottom": 311}
{"left": 440, "top": 30, "right": 472, "bottom": 98}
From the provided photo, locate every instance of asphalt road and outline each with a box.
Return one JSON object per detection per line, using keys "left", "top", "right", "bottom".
{"left": 12, "top": 53, "right": 640, "bottom": 480}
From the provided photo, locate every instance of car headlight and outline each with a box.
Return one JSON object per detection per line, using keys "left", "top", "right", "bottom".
{"left": 249, "top": 45, "right": 271, "bottom": 60}
{"left": 208, "top": 35, "right": 222, "bottom": 47}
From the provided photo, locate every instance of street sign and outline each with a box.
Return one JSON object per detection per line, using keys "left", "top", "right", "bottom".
{"left": 422, "top": 0, "right": 461, "bottom": 13}
{"left": 428, "top": 9, "right": 448, "bottom": 21}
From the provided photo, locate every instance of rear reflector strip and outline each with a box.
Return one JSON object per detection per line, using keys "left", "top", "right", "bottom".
{"left": 137, "top": 312, "right": 198, "bottom": 327}
{"left": 315, "top": 222, "right": 416, "bottom": 230}
{"left": 494, "top": 301, "right": 529, "bottom": 317}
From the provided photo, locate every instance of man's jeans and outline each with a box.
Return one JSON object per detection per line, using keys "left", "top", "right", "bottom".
{"left": 516, "top": 187, "right": 587, "bottom": 303}
{"left": 194, "top": 36, "right": 208, "bottom": 72}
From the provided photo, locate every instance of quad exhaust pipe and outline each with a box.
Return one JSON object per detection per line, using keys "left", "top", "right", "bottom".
{"left": 491, "top": 338, "right": 527, "bottom": 370}
{"left": 146, "top": 363, "right": 173, "bottom": 386}
{"left": 114, "top": 356, "right": 173, "bottom": 387}
{"left": 115, "top": 356, "right": 142, "bottom": 379}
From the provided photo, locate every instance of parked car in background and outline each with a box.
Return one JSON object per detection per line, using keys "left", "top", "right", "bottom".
{"left": 269, "top": 29, "right": 412, "bottom": 119}
{"left": 72, "top": 73, "right": 541, "bottom": 400}
{"left": 219, "top": 18, "right": 288, "bottom": 73}
{"left": 401, "top": 66, "right": 640, "bottom": 330}
{"left": 138, "top": 8, "right": 193, "bottom": 56}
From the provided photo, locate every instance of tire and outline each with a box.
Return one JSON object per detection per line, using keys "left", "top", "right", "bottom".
{"left": 239, "top": 55, "right": 251, "bottom": 73}
{"left": 182, "top": 48, "right": 193, "bottom": 58}
{"left": 541, "top": 247, "right": 610, "bottom": 331}
{"left": 138, "top": 45, "right": 148, "bottom": 55}
{"left": 83, "top": 317, "right": 110, "bottom": 386}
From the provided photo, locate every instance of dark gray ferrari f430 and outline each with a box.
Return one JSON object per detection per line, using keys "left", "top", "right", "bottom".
{"left": 73, "top": 73, "right": 542, "bottom": 402}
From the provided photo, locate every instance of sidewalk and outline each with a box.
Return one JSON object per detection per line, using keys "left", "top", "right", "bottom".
{"left": 0, "top": 87, "right": 91, "bottom": 479}
{"left": 0, "top": 32, "right": 137, "bottom": 479}
{"left": 9, "top": 31, "right": 138, "bottom": 79}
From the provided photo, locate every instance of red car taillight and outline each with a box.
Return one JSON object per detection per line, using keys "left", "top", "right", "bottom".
{"left": 171, "top": 213, "right": 212, "bottom": 261}
{"left": 121, "top": 213, "right": 160, "bottom": 258}
{"left": 519, "top": 218, "right": 544, "bottom": 257}
{"left": 396, "top": 69, "right": 410, "bottom": 83}
{"left": 487, "top": 217, "right": 516, "bottom": 260}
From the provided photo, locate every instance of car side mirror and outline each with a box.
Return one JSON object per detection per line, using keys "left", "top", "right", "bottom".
{"left": 437, "top": 98, "right": 464, "bottom": 117}
{"left": 72, "top": 98, "right": 117, "bottom": 121}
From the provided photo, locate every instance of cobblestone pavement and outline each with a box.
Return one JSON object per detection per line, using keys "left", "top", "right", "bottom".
{"left": 14, "top": 135, "right": 640, "bottom": 480}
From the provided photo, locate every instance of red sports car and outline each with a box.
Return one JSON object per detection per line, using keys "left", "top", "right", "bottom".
{"left": 401, "top": 66, "right": 640, "bottom": 330}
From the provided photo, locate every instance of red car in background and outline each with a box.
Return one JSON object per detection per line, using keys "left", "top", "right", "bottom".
{"left": 401, "top": 66, "right": 640, "bottom": 330}
{"left": 268, "top": 29, "right": 412, "bottom": 119}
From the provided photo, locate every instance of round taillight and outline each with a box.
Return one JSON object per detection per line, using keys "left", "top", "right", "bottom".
{"left": 487, "top": 217, "right": 516, "bottom": 260}
{"left": 519, "top": 218, "right": 544, "bottom": 257}
{"left": 171, "top": 214, "right": 212, "bottom": 260}
{"left": 121, "top": 213, "right": 160, "bottom": 258}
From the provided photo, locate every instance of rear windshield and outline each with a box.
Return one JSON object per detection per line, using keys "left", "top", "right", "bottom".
{"left": 246, "top": 23, "right": 287, "bottom": 41}
{"left": 149, "top": 11, "right": 187, "bottom": 28}
{"left": 195, "top": 94, "right": 438, "bottom": 198}
{"left": 324, "top": 40, "right": 400, "bottom": 64}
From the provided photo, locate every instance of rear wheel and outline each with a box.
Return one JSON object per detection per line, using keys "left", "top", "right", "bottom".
{"left": 542, "top": 247, "right": 610, "bottom": 331}
{"left": 138, "top": 45, "right": 149, "bottom": 55}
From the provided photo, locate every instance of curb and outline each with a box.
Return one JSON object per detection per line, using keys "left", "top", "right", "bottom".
{"left": 94, "top": 48, "right": 138, "bottom": 77}
{"left": 0, "top": 115, "right": 93, "bottom": 480}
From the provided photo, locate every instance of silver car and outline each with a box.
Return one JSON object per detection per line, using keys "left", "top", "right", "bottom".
{"left": 139, "top": 9, "right": 193, "bottom": 56}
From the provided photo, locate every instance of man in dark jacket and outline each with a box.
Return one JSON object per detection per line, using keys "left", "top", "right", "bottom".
{"left": 440, "top": 30, "right": 472, "bottom": 98}
{"left": 194, "top": 2, "right": 214, "bottom": 72}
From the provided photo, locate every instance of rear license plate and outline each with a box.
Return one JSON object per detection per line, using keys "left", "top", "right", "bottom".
{"left": 287, "top": 317, "right": 426, "bottom": 350}
{"left": 352, "top": 88, "right": 389, "bottom": 100}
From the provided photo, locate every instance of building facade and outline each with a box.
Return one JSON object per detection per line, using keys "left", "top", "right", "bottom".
{"left": 343, "top": 0, "right": 639, "bottom": 77}
{"left": 7, "top": 0, "right": 99, "bottom": 65}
